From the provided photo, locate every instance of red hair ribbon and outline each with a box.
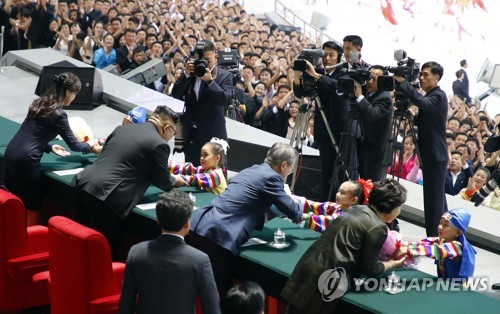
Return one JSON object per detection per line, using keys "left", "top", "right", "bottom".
{"left": 358, "top": 178, "right": 374, "bottom": 205}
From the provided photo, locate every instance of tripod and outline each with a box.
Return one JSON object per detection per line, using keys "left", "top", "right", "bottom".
{"left": 289, "top": 90, "right": 339, "bottom": 193}
{"left": 328, "top": 99, "right": 364, "bottom": 200}
{"left": 0, "top": 26, "right": 7, "bottom": 72}
{"left": 385, "top": 107, "right": 422, "bottom": 180}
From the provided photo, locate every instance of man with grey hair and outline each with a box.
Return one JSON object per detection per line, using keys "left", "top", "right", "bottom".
{"left": 188, "top": 142, "right": 302, "bottom": 292}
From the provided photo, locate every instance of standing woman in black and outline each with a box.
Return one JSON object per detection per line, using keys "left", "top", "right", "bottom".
{"left": 3, "top": 73, "right": 101, "bottom": 225}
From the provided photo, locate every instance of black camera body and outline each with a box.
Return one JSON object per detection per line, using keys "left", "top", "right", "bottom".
{"left": 385, "top": 58, "right": 420, "bottom": 83}
{"left": 293, "top": 48, "right": 325, "bottom": 97}
{"left": 194, "top": 42, "right": 208, "bottom": 77}
{"left": 384, "top": 50, "right": 420, "bottom": 110}
{"left": 217, "top": 48, "right": 240, "bottom": 86}
{"left": 337, "top": 67, "right": 371, "bottom": 95}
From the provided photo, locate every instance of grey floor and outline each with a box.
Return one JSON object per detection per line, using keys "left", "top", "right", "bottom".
{"left": 1, "top": 64, "right": 500, "bottom": 298}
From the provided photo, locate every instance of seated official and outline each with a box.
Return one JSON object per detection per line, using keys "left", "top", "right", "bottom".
{"left": 187, "top": 143, "right": 302, "bottom": 292}
{"left": 119, "top": 191, "right": 220, "bottom": 314}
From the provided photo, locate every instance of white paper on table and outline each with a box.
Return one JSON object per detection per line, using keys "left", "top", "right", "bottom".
{"left": 241, "top": 237, "right": 267, "bottom": 247}
{"left": 53, "top": 168, "right": 84, "bottom": 176}
{"left": 136, "top": 202, "right": 157, "bottom": 210}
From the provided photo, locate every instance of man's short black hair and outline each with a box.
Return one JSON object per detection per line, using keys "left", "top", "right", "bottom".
{"left": 421, "top": 61, "right": 444, "bottom": 81}
{"left": 220, "top": 281, "right": 265, "bottom": 314}
{"left": 343, "top": 35, "right": 363, "bottom": 48}
{"left": 156, "top": 190, "right": 193, "bottom": 232}
{"left": 460, "top": 59, "right": 467, "bottom": 67}
{"left": 455, "top": 69, "right": 464, "bottom": 78}
{"left": 199, "top": 40, "right": 215, "bottom": 53}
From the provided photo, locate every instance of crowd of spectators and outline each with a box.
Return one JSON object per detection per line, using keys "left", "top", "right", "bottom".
{"left": 1, "top": 0, "right": 498, "bottom": 211}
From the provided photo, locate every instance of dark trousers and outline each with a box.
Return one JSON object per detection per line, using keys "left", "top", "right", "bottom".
{"left": 186, "top": 232, "right": 235, "bottom": 294}
{"left": 184, "top": 127, "right": 202, "bottom": 166}
{"left": 422, "top": 161, "right": 448, "bottom": 237}
{"left": 318, "top": 141, "right": 337, "bottom": 201}
{"left": 76, "top": 190, "right": 127, "bottom": 260}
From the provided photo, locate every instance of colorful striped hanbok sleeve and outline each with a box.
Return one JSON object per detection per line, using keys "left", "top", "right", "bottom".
{"left": 168, "top": 160, "right": 203, "bottom": 175}
{"left": 292, "top": 195, "right": 341, "bottom": 215}
{"left": 407, "top": 237, "right": 463, "bottom": 261}
{"left": 302, "top": 212, "right": 341, "bottom": 233}
{"left": 181, "top": 168, "right": 222, "bottom": 189}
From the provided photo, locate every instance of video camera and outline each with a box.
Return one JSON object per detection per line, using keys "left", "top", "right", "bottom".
{"left": 194, "top": 42, "right": 209, "bottom": 77}
{"left": 293, "top": 46, "right": 325, "bottom": 97}
{"left": 216, "top": 48, "right": 242, "bottom": 121}
{"left": 336, "top": 51, "right": 371, "bottom": 94}
{"left": 384, "top": 50, "right": 420, "bottom": 110}
{"left": 217, "top": 48, "right": 240, "bottom": 86}
{"left": 384, "top": 50, "right": 420, "bottom": 82}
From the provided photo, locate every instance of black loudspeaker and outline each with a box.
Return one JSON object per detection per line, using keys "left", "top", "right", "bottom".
{"left": 35, "top": 60, "right": 103, "bottom": 110}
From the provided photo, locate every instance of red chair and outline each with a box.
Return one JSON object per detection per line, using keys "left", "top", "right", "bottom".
{"left": 0, "top": 188, "right": 50, "bottom": 311}
{"left": 47, "top": 216, "right": 125, "bottom": 314}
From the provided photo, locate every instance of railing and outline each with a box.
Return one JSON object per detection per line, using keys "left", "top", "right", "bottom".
{"left": 274, "top": 0, "right": 335, "bottom": 44}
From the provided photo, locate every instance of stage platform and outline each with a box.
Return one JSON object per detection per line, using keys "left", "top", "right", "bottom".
{"left": 1, "top": 51, "right": 500, "bottom": 289}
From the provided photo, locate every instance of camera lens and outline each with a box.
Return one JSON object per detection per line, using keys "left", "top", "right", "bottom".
{"left": 194, "top": 64, "right": 207, "bottom": 77}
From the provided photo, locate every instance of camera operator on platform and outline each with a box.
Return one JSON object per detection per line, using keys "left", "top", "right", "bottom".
{"left": 172, "top": 40, "right": 233, "bottom": 165}
{"left": 394, "top": 62, "right": 448, "bottom": 237}
{"left": 353, "top": 65, "right": 393, "bottom": 181}
{"left": 292, "top": 41, "right": 347, "bottom": 201}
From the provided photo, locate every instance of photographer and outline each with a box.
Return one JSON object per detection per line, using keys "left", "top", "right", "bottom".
{"left": 293, "top": 41, "right": 348, "bottom": 201}
{"left": 353, "top": 65, "right": 393, "bottom": 181}
{"left": 172, "top": 40, "right": 233, "bottom": 165}
{"left": 394, "top": 62, "right": 448, "bottom": 237}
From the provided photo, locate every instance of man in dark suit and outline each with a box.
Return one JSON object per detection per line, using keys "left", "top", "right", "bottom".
{"left": 292, "top": 41, "right": 349, "bottom": 201}
{"left": 460, "top": 59, "right": 469, "bottom": 98}
{"left": 172, "top": 40, "right": 233, "bottom": 165}
{"left": 74, "top": 105, "right": 186, "bottom": 258}
{"left": 452, "top": 69, "right": 470, "bottom": 104}
{"left": 119, "top": 190, "right": 220, "bottom": 314}
{"left": 395, "top": 61, "right": 448, "bottom": 236}
{"left": 188, "top": 143, "right": 302, "bottom": 292}
{"left": 445, "top": 151, "right": 473, "bottom": 196}
{"left": 353, "top": 65, "right": 393, "bottom": 181}
{"left": 116, "top": 29, "right": 137, "bottom": 72}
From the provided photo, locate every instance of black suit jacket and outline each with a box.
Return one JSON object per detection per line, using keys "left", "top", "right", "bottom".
{"left": 462, "top": 69, "right": 469, "bottom": 94}
{"left": 116, "top": 46, "right": 132, "bottom": 72}
{"left": 119, "top": 234, "right": 220, "bottom": 314}
{"left": 445, "top": 167, "right": 473, "bottom": 196}
{"left": 452, "top": 79, "right": 470, "bottom": 103}
{"left": 358, "top": 90, "right": 393, "bottom": 180}
{"left": 73, "top": 122, "right": 176, "bottom": 218}
{"left": 171, "top": 67, "right": 233, "bottom": 144}
{"left": 397, "top": 83, "right": 448, "bottom": 164}
{"left": 293, "top": 66, "right": 349, "bottom": 147}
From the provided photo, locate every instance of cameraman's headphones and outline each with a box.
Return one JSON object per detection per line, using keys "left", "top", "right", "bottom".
{"left": 322, "top": 41, "right": 343, "bottom": 63}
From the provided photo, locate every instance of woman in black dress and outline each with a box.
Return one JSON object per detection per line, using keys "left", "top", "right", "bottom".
{"left": 3, "top": 72, "right": 101, "bottom": 225}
